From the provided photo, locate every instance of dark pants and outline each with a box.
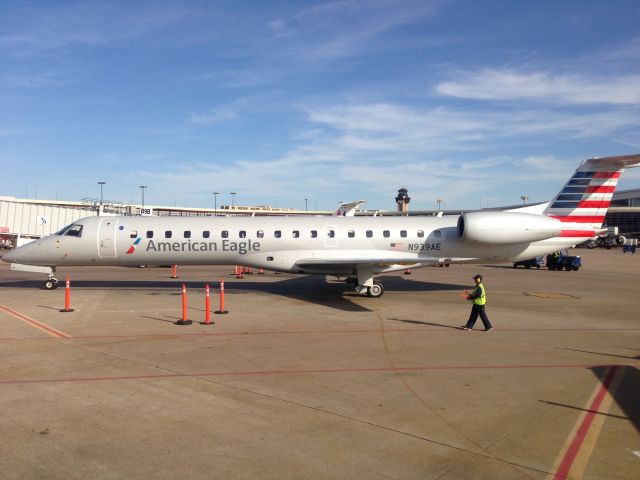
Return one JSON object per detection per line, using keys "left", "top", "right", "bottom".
{"left": 466, "top": 304, "right": 492, "bottom": 330}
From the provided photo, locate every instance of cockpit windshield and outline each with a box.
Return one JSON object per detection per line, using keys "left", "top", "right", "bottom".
{"left": 55, "top": 223, "right": 83, "bottom": 237}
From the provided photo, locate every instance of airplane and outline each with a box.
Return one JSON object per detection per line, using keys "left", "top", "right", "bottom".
{"left": 3, "top": 154, "right": 639, "bottom": 297}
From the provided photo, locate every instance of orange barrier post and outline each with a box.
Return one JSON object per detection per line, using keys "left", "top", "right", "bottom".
{"left": 215, "top": 280, "right": 229, "bottom": 314}
{"left": 176, "top": 284, "right": 192, "bottom": 325}
{"left": 59, "top": 274, "right": 74, "bottom": 313}
{"left": 200, "top": 284, "right": 214, "bottom": 325}
{"left": 235, "top": 266, "right": 243, "bottom": 279}
{"left": 171, "top": 264, "right": 179, "bottom": 278}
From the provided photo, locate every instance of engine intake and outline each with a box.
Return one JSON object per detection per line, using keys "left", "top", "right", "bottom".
{"left": 457, "top": 212, "right": 562, "bottom": 245}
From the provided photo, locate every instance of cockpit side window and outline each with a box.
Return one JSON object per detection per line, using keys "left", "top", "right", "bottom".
{"left": 55, "top": 224, "right": 74, "bottom": 236}
{"left": 64, "top": 225, "right": 83, "bottom": 237}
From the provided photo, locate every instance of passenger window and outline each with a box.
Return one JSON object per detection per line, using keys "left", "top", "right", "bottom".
{"left": 400, "top": 230, "right": 407, "bottom": 238}
{"left": 239, "top": 230, "right": 246, "bottom": 238}
{"left": 292, "top": 230, "right": 300, "bottom": 238}
{"left": 165, "top": 231, "right": 172, "bottom": 239}
{"left": 383, "top": 230, "right": 390, "bottom": 238}
{"left": 366, "top": 230, "right": 373, "bottom": 238}
{"left": 434, "top": 230, "right": 442, "bottom": 238}
{"left": 130, "top": 230, "right": 138, "bottom": 239}
{"left": 146, "top": 231, "right": 153, "bottom": 239}
{"left": 310, "top": 230, "right": 318, "bottom": 238}
{"left": 417, "top": 230, "right": 424, "bottom": 238}
{"left": 65, "top": 225, "right": 83, "bottom": 237}
{"left": 274, "top": 230, "right": 281, "bottom": 238}
{"left": 222, "top": 230, "right": 229, "bottom": 239}
{"left": 348, "top": 230, "right": 355, "bottom": 238}
{"left": 257, "top": 230, "right": 264, "bottom": 238}
{"left": 203, "top": 231, "right": 210, "bottom": 239}
{"left": 184, "top": 231, "right": 191, "bottom": 239}
{"left": 328, "top": 230, "right": 335, "bottom": 238}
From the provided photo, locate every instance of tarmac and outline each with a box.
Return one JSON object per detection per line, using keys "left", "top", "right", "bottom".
{"left": 0, "top": 248, "right": 638, "bottom": 479}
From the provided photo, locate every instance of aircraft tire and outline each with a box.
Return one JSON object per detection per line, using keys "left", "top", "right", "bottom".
{"left": 367, "top": 282, "right": 384, "bottom": 298}
{"left": 43, "top": 280, "right": 58, "bottom": 290}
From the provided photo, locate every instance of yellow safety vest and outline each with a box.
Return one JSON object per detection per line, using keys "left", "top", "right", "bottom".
{"left": 472, "top": 283, "right": 486, "bottom": 306}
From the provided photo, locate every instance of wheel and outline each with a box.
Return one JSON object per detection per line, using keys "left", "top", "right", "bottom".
{"left": 536, "top": 265, "right": 541, "bottom": 269}
{"left": 525, "top": 265, "right": 531, "bottom": 269}
{"left": 573, "top": 266, "right": 579, "bottom": 271}
{"left": 43, "top": 279, "right": 58, "bottom": 290}
{"left": 512, "top": 264, "right": 517, "bottom": 268}
{"left": 564, "top": 266, "right": 572, "bottom": 271}
{"left": 366, "top": 282, "right": 384, "bottom": 298}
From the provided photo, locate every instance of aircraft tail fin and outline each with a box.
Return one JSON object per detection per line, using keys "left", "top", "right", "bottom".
{"left": 543, "top": 154, "right": 640, "bottom": 238}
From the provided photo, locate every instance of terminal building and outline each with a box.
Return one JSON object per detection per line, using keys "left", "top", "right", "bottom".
{"left": 2, "top": 189, "right": 640, "bottom": 248}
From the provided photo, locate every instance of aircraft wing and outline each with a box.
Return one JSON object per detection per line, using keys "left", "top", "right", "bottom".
{"left": 294, "top": 256, "right": 453, "bottom": 275}
{"left": 296, "top": 257, "right": 441, "bottom": 267}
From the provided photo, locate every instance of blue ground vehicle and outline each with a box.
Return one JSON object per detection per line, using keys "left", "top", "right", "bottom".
{"left": 513, "top": 256, "right": 544, "bottom": 269}
{"left": 546, "top": 250, "right": 581, "bottom": 271}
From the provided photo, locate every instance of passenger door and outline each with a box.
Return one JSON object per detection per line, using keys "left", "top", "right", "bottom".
{"left": 98, "top": 218, "right": 118, "bottom": 258}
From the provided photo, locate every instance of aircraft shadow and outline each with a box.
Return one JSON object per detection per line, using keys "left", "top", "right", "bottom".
{"left": 539, "top": 363, "right": 640, "bottom": 432}
{"left": 1, "top": 275, "right": 468, "bottom": 313}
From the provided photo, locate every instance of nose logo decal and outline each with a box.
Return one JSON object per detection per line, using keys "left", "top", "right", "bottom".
{"left": 126, "top": 237, "right": 141, "bottom": 254}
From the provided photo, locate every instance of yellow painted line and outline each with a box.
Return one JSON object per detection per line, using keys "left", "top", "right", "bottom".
{"left": 548, "top": 365, "right": 624, "bottom": 479}
{"left": 0, "top": 304, "right": 71, "bottom": 338}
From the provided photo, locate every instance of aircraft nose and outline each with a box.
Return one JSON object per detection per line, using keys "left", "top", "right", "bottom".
{"left": 1, "top": 242, "right": 38, "bottom": 264}
{"left": 1, "top": 248, "right": 19, "bottom": 263}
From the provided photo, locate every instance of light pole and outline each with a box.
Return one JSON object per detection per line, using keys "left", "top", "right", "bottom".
{"left": 305, "top": 198, "right": 308, "bottom": 211}
{"left": 520, "top": 194, "right": 529, "bottom": 205}
{"left": 213, "top": 192, "right": 219, "bottom": 216}
{"left": 230, "top": 192, "right": 237, "bottom": 208}
{"left": 436, "top": 198, "right": 444, "bottom": 211}
{"left": 98, "top": 181, "right": 106, "bottom": 215}
{"left": 139, "top": 185, "right": 147, "bottom": 213}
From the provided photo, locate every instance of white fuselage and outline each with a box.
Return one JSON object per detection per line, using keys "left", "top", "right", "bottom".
{"left": 3, "top": 214, "right": 580, "bottom": 275}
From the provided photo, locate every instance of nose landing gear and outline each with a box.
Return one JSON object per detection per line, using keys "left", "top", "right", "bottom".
{"left": 43, "top": 268, "right": 59, "bottom": 290}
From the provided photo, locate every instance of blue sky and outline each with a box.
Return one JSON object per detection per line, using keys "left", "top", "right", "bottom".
{"left": 1, "top": 0, "right": 640, "bottom": 211}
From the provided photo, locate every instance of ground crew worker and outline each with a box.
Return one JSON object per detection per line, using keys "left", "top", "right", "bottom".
{"left": 461, "top": 274, "right": 493, "bottom": 331}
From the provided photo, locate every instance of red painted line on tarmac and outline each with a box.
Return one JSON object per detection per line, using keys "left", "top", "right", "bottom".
{"left": 552, "top": 365, "right": 619, "bottom": 480}
{"left": 0, "top": 327, "right": 638, "bottom": 341}
{"left": 0, "top": 363, "right": 630, "bottom": 386}
{"left": 0, "top": 305, "right": 71, "bottom": 338}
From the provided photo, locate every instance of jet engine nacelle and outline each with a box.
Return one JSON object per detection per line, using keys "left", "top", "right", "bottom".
{"left": 457, "top": 212, "right": 562, "bottom": 245}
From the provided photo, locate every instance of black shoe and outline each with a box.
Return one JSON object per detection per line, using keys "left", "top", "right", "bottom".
{"left": 460, "top": 326, "right": 471, "bottom": 330}
{"left": 484, "top": 327, "right": 493, "bottom": 332}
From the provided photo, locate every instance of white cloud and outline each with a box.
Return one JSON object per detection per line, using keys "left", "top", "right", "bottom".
{"left": 437, "top": 69, "right": 640, "bottom": 105}
{"left": 188, "top": 107, "right": 237, "bottom": 125}
{"left": 267, "top": 19, "right": 287, "bottom": 31}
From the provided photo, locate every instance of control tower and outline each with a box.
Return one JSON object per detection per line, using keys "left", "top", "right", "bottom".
{"left": 395, "top": 188, "right": 410, "bottom": 214}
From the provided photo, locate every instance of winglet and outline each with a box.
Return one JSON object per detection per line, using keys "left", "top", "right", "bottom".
{"left": 334, "top": 200, "right": 366, "bottom": 216}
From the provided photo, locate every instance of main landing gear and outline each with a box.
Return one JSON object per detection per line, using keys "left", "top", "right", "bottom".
{"left": 366, "top": 281, "right": 384, "bottom": 298}
{"left": 346, "top": 267, "right": 385, "bottom": 298}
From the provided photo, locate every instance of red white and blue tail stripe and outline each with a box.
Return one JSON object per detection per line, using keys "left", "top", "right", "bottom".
{"left": 543, "top": 154, "right": 640, "bottom": 239}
